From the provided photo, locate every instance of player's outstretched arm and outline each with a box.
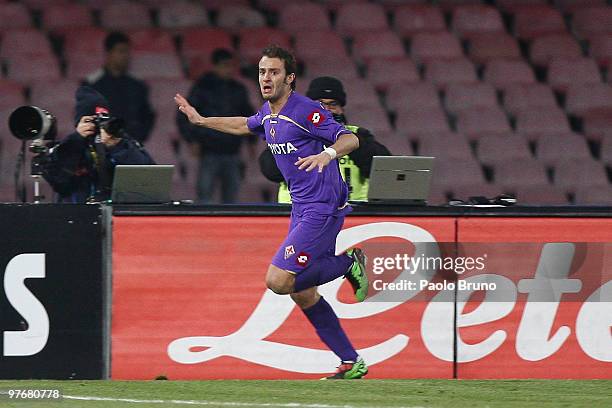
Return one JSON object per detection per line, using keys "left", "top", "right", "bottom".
{"left": 174, "top": 93, "right": 250, "bottom": 136}
{"left": 295, "top": 132, "right": 359, "bottom": 173}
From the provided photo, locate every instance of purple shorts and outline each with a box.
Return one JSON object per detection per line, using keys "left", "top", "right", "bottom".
{"left": 271, "top": 204, "right": 350, "bottom": 273}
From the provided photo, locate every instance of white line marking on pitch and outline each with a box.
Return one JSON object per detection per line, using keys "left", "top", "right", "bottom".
{"left": 64, "top": 395, "right": 427, "bottom": 408}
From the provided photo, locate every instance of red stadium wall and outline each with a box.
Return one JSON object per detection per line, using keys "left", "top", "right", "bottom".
{"left": 111, "top": 216, "right": 612, "bottom": 380}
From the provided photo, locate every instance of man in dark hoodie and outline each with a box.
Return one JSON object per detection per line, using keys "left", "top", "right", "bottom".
{"left": 176, "top": 48, "right": 254, "bottom": 203}
{"left": 43, "top": 86, "right": 155, "bottom": 203}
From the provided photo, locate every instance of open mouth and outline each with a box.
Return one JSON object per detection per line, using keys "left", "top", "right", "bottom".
{"left": 262, "top": 85, "right": 272, "bottom": 94}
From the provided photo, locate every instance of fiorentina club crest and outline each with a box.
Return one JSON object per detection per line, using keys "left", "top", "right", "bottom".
{"left": 284, "top": 245, "right": 295, "bottom": 260}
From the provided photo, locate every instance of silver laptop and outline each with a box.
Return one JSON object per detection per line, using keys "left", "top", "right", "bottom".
{"left": 367, "top": 156, "right": 434, "bottom": 205}
{"left": 111, "top": 165, "right": 174, "bottom": 204}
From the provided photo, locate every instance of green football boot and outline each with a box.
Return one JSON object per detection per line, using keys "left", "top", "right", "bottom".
{"left": 345, "top": 248, "right": 368, "bottom": 302}
{"left": 321, "top": 357, "right": 368, "bottom": 380}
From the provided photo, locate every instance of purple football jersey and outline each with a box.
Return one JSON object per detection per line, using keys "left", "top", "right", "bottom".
{"left": 247, "top": 92, "right": 352, "bottom": 214}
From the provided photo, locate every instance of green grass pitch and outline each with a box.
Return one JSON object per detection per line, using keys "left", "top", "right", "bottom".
{"left": 0, "top": 379, "right": 610, "bottom": 408}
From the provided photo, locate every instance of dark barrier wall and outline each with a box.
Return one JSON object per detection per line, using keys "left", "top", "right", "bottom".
{"left": 0, "top": 204, "right": 107, "bottom": 379}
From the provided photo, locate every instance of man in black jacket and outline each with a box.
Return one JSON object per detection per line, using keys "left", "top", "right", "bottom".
{"left": 85, "top": 31, "right": 155, "bottom": 144}
{"left": 43, "top": 86, "right": 155, "bottom": 203}
{"left": 176, "top": 48, "right": 254, "bottom": 203}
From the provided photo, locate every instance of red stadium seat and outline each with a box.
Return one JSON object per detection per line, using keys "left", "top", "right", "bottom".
{"left": 573, "top": 186, "right": 612, "bottom": 205}
{"left": 377, "top": 0, "right": 429, "bottom": 11}
{"left": 352, "top": 31, "right": 405, "bottom": 63}
{"left": 29, "top": 79, "right": 79, "bottom": 111}
{"left": 294, "top": 30, "right": 348, "bottom": 60}
{"left": 503, "top": 83, "right": 558, "bottom": 115}
{"left": 130, "top": 53, "right": 183, "bottom": 80}
{"left": 0, "top": 80, "right": 25, "bottom": 111}
{"left": 5, "top": 54, "right": 60, "bottom": 82}
{"left": 157, "top": 1, "right": 209, "bottom": 29}
{"left": 417, "top": 132, "right": 474, "bottom": 161}
{"left": 42, "top": 3, "right": 93, "bottom": 30}
{"left": 278, "top": 3, "right": 331, "bottom": 33}
{"left": 600, "top": 135, "right": 612, "bottom": 166}
{"left": 425, "top": 57, "right": 477, "bottom": 90}
{"left": 366, "top": 58, "right": 419, "bottom": 92}
{"left": 258, "top": 0, "right": 313, "bottom": 12}
{"left": 530, "top": 34, "right": 582, "bottom": 67}
{"left": 456, "top": 106, "right": 512, "bottom": 140}
{"left": 515, "top": 108, "right": 572, "bottom": 140}
{"left": 484, "top": 59, "right": 536, "bottom": 91}
{"left": 395, "top": 107, "right": 451, "bottom": 137}
{"left": 0, "top": 3, "right": 31, "bottom": 30}
{"left": 180, "top": 28, "right": 233, "bottom": 60}
{"left": 513, "top": 184, "right": 568, "bottom": 204}
{"left": 61, "top": 27, "right": 106, "bottom": 58}
{"left": 547, "top": 57, "right": 602, "bottom": 92}
{"left": 565, "top": 83, "right": 612, "bottom": 116}
{"left": 66, "top": 54, "right": 104, "bottom": 81}
{"left": 342, "top": 79, "right": 382, "bottom": 108}
{"left": 386, "top": 82, "right": 440, "bottom": 113}
{"left": 536, "top": 133, "right": 592, "bottom": 166}
{"left": 304, "top": 60, "right": 360, "bottom": 84}
{"left": 476, "top": 133, "right": 533, "bottom": 165}
{"left": 436, "top": 0, "right": 485, "bottom": 12}
{"left": 494, "top": 158, "right": 550, "bottom": 188}
{"left": 239, "top": 27, "right": 291, "bottom": 64}
{"left": 445, "top": 82, "right": 498, "bottom": 114}
{"left": 583, "top": 109, "right": 612, "bottom": 141}
{"left": 0, "top": 29, "right": 54, "bottom": 59}
{"left": 496, "top": 0, "right": 549, "bottom": 13}
{"left": 344, "top": 106, "right": 392, "bottom": 134}
{"left": 99, "top": 1, "right": 151, "bottom": 30}
{"left": 393, "top": 5, "right": 445, "bottom": 37}
{"left": 411, "top": 32, "right": 463, "bottom": 64}
{"left": 467, "top": 33, "right": 521, "bottom": 64}
{"left": 432, "top": 158, "right": 486, "bottom": 191}
{"left": 374, "top": 133, "right": 413, "bottom": 156}
{"left": 335, "top": 3, "right": 388, "bottom": 36}
{"left": 147, "top": 78, "right": 192, "bottom": 112}
{"left": 572, "top": 6, "right": 612, "bottom": 38}
{"left": 451, "top": 5, "right": 505, "bottom": 39}
{"left": 588, "top": 34, "right": 612, "bottom": 67}
{"left": 217, "top": 6, "right": 266, "bottom": 32}
{"left": 129, "top": 29, "right": 176, "bottom": 54}
{"left": 553, "top": 158, "right": 609, "bottom": 192}
{"left": 557, "top": 0, "right": 608, "bottom": 14}
{"left": 513, "top": 5, "right": 566, "bottom": 39}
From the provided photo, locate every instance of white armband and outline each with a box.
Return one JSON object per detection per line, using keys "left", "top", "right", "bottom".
{"left": 323, "top": 147, "right": 337, "bottom": 160}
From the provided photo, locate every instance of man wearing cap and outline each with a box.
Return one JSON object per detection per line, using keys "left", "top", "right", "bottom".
{"left": 43, "top": 86, "right": 155, "bottom": 203}
{"left": 260, "top": 76, "right": 391, "bottom": 203}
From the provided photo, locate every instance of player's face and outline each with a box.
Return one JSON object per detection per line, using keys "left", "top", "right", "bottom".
{"left": 258, "top": 56, "right": 294, "bottom": 102}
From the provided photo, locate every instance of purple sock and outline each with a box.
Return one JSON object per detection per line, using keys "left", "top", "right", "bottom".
{"left": 302, "top": 297, "right": 358, "bottom": 362}
{"left": 294, "top": 253, "right": 352, "bottom": 292}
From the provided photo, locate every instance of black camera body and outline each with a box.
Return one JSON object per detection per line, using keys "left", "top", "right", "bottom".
{"left": 91, "top": 112, "right": 125, "bottom": 140}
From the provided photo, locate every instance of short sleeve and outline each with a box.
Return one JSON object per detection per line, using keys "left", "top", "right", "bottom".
{"left": 247, "top": 110, "right": 266, "bottom": 140}
{"left": 303, "top": 107, "right": 351, "bottom": 145}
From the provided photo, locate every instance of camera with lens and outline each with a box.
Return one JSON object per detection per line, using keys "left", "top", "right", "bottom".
{"left": 91, "top": 111, "right": 126, "bottom": 140}
{"left": 8, "top": 105, "right": 58, "bottom": 176}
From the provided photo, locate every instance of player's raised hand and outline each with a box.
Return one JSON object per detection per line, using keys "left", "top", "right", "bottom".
{"left": 174, "top": 93, "right": 202, "bottom": 125}
{"left": 295, "top": 152, "right": 332, "bottom": 173}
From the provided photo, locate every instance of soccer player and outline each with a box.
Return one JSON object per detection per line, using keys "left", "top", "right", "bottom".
{"left": 175, "top": 45, "right": 369, "bottom": 379}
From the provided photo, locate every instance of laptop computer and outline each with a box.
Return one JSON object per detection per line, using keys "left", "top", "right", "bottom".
{"left": 111, "top": 165, "right": 174, "bottom": 204}
{"left": 367, "top": 156, "right": 434, "bottom": 205}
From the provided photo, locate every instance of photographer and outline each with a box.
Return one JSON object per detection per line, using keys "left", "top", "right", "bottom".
{"left": 44, "top": 86, "right": 154, "bottom": 203}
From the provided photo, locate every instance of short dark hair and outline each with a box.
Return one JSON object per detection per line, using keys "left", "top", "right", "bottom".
{"left": 211, "top": 48, "right": 234, "bottom": 65}
{"left": 261, "top": 44, "right": 297, "bottom": 90}
{"left": 104, "top": 31, "right": 130, "bottom": 52}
